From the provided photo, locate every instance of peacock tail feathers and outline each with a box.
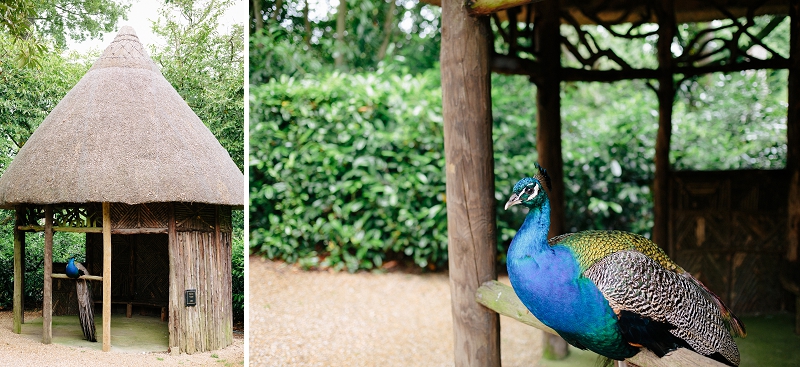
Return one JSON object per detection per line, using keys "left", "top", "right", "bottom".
{"left": 585, "top": 250, "right": 740, "bottom": 366}
{"left": 677, "top": 270, "right": 746, "bottom": 338}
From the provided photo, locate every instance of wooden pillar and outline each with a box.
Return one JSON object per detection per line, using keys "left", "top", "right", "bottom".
{"left": 534, "top": 0, "right": 569, "bottom": 359}
{"left": 168, "top": 203, "right": 178, "bottom": 354}
{"left": 42, "top": 205, "right": 53, "bottom": 344}
{"left": 787, "top": 0, "right": 800, "bottom": 264}
{"left": 440, "top": 1, "right": 499, "bottom": 366}
{"left": 654, "top": 0, "right": 676, "bottom": 253}
{"left": 13, "top": 207, "right": 25, "bottom": 334}
{"left": 102, "top": 202, "right": 111, "bottom": 351}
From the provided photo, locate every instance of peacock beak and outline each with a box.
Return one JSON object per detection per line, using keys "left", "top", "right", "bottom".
{"left": 505, "top": 193, "right": 522, "bottom": 210}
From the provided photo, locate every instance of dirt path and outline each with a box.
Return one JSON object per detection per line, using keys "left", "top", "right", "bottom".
{"left": 0, "top": 310, "right": 243, "bottom": 367}
{"left": 249, "top": 256, "right": 544, "bottom": 367}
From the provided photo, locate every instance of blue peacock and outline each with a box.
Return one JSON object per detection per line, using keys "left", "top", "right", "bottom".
{"left": 504, "top": 164, "right": 744, "bottom": 366}
{"left": 67, "top": 257, "right": 96, "bottom": 342}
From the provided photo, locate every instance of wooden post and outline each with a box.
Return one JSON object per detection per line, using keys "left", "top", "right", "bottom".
{"left": 13, "top": 207, "right": 25, "bottom": 334}
{"left": 102, "top": 202, "right": 111, "bottom": 351}
{"left": 533, "top": 0, "right": 570, "bottom": 359}
{"left": 787, "top": 0, "right": 800, "bottom": 264}
{"left": 168, "top": 203, "right": 178, "bottom": 355}
{"left": 42, "top": 205, "right": 53, "bottom": 344}
{"left": 654, "top": 0, "right": 676, "bottom": 253}
{"left": 440, "top": 1, "right": 500, "bottom": 365}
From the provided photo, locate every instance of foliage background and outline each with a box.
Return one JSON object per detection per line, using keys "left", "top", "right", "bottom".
{"left": 250, "top": 1, "right": 789, "bottom": 272}
{"left": 0, "top": 0, "right": 245, "bottom": 322}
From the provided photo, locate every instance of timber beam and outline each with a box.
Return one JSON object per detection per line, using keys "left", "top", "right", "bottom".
{"left": 420, "top": 0, "right": 543, "bottom": 16}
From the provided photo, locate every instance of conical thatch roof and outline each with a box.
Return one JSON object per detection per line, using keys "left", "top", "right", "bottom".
{"left": 0, "top": 26, "right": 243, "bottom": 207}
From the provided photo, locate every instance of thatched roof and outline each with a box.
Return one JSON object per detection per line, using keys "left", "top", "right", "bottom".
{"left": 0, "top": 27, "right": 243, "bottom": 207}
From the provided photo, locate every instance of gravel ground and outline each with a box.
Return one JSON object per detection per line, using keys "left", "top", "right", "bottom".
{"left": 249, "top": 256, "right": 544, "bottom": 367}
{"left": 0, "top": 310, "right": 243, "bottom": 367}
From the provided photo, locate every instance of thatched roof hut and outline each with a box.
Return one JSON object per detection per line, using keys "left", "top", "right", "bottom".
{"left": 4, "top": 26, "right": 243, "bottom": 354}
{"left": 0, "top": 26, "right": 242, "bottom": 207}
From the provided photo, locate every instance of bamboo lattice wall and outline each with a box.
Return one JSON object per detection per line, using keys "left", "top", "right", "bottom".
{"left": 670, "top": 170, "right": 792, "bottom": 314}
{"left": 169, "top": 202, "right": 233, "bottom": 354}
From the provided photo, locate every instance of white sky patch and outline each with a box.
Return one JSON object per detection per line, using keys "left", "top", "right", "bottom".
{"left": 311, "top": 0, "right": 335, "bottom": 21}
{"left": 399, "top": 11, "right": 414, "bottom": 34}
{"left": 66, "top": 0, "right": 245, "bottom": 54}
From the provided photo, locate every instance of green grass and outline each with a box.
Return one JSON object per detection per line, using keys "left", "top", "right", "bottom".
{"left": 738, "top": 314, "right": 800, "bottom": 367}
{"left": 538, "top": 313, "right": 800, "bottom": 367}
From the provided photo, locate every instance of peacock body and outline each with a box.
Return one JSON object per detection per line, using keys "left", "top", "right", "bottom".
{"left": 66, "top": 258, "right": 96, "bottom": 342}
{"left": 504, "top": 165, "right": 744, "bottom": 366}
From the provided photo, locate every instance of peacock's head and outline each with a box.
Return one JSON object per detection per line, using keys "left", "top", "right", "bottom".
{"left": 504, "top": 163, "right": 551, "bottom": 210}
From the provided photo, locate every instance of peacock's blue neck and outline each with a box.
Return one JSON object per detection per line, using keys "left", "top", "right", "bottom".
{"left": 507, "top": 199, "right": 551, "bottom": 260}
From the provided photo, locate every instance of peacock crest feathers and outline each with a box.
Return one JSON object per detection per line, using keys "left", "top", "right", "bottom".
{"left": 534, "top": 162, "right": 551, "bottom": 191}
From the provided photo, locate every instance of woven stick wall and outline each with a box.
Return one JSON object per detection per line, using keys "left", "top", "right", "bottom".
{"left": 670, "top": 169, "right": 791, "bottom": 314}
{"left": 169, "top": 230, "right": 233, "bottom": 353}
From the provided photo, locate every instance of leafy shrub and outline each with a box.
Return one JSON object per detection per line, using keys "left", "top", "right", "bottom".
{"left": 251, "top": 66, "right": 787, "bottom": 272}
{"left": 250, "top": 69, "right": 448, "bottom": 271}
{"left": 231, "top": 210, "right": 244, "bottom": 321}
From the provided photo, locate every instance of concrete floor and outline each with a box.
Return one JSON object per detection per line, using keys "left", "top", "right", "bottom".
{"left": 18, "top": 314, "right": 169, "bottom": 353}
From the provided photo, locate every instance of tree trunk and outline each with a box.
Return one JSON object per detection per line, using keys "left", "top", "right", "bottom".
{"left": 271, "top": 0, "right": 283, "bottom": 21}
{"left": 303, "top": 0, "right": 311, "bottom": 46}
{"left": 335, "top": 0, "right": 348, "bottom": 69}
{"left": 251, "top": 0, "right": 263, "bottom": 33}
{"left": 441, "top": 0, "right": 500, "bottom": 365}
{"left": 376, "top": 0, "right": 397, "bottom": 62}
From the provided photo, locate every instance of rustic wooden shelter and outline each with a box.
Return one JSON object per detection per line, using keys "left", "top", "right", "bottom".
{"left": 2, "top": 27, "right": 244, "bottom": 354}
{"left": 437, "top": 0, "right": 799, "bottom": 366}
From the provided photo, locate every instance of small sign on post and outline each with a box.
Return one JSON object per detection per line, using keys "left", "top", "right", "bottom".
{"left": 185, "top": 289, "right": 197, "bottom": 307}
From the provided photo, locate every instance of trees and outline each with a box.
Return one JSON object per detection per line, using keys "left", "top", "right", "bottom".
{"left": 249, "top": 0, "right": 441, "bottom": 82}
{"left": 151, "top": 0, "right": 245, "bottom": 171}
{"left": 0, "top": 0, "right": 129, "bottom": 66}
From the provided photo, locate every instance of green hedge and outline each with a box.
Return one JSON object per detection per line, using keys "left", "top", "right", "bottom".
{"left": 250, "top": 68, "right": 787, "bottom": 272}
{"left": 250, "top": 70, "right": 448, "bottom": 271}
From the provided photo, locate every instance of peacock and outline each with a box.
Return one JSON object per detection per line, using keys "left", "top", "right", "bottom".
{"left": 66, "top": 258, "right": 97, "bottom": 342}
{"left": 504, "top": 164, "right": 745, "bottom": 366}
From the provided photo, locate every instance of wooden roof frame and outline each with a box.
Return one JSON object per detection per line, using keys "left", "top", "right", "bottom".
{"left": 441, "top": 0, "right": 800, "bottom": 366}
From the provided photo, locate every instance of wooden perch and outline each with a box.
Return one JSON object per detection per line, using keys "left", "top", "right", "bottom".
{"left": 468, "top": 0, "right": 541, "bottom": 15}
{"left": 475, "top": 280, "right": 728, "bottom": 367}
{"left": 52, "top": 273, "right": 103, "bottom": 282}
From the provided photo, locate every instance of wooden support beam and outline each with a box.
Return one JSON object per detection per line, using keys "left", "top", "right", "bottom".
{"left": 42, "top": 205, "right": 53, "bottom": 344}
{"left": 51, "top": 273, "right": 104, "bottom": 281}
{"left": 468, "top": 0, "right": 540, "bottom": 16}
{"left": 13, "top": 208, "right": 25, "bottom": 334}
{"left": 787, "top": 0, "right": 800, "bottom": 263}
{"left": 102, "top": 202, "right": 111, "bottom": 352}
{"left": 653, "top": 0, "right": 676, "bottom": 254}
{"left": 476, "top": 281, "right": 729, "bottom": 367}
{"left": 441, "top": 1, "right": 500, "bottom": 366}
{"left": 493, "top": 56, "right": 789, "bottom": 82}
{"left": 168, "top": 203, "right": 179, "bottom": 355}
{"left": 533, "top": 0, "right": 569, "bottom": 359}
{"left": 17, "top": 225, "right": 103, "bottom": 233}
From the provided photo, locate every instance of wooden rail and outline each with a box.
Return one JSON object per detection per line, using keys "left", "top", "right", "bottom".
{"left": 51, "top": 273, "right": 103, "bottom": 281}
{"left": 475, "top": 281, "right": 729, "bottom": 367}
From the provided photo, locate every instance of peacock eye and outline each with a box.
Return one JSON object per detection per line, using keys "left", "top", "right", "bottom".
{"left": 524, "top": 184, "right": 539, "bottom": 200}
